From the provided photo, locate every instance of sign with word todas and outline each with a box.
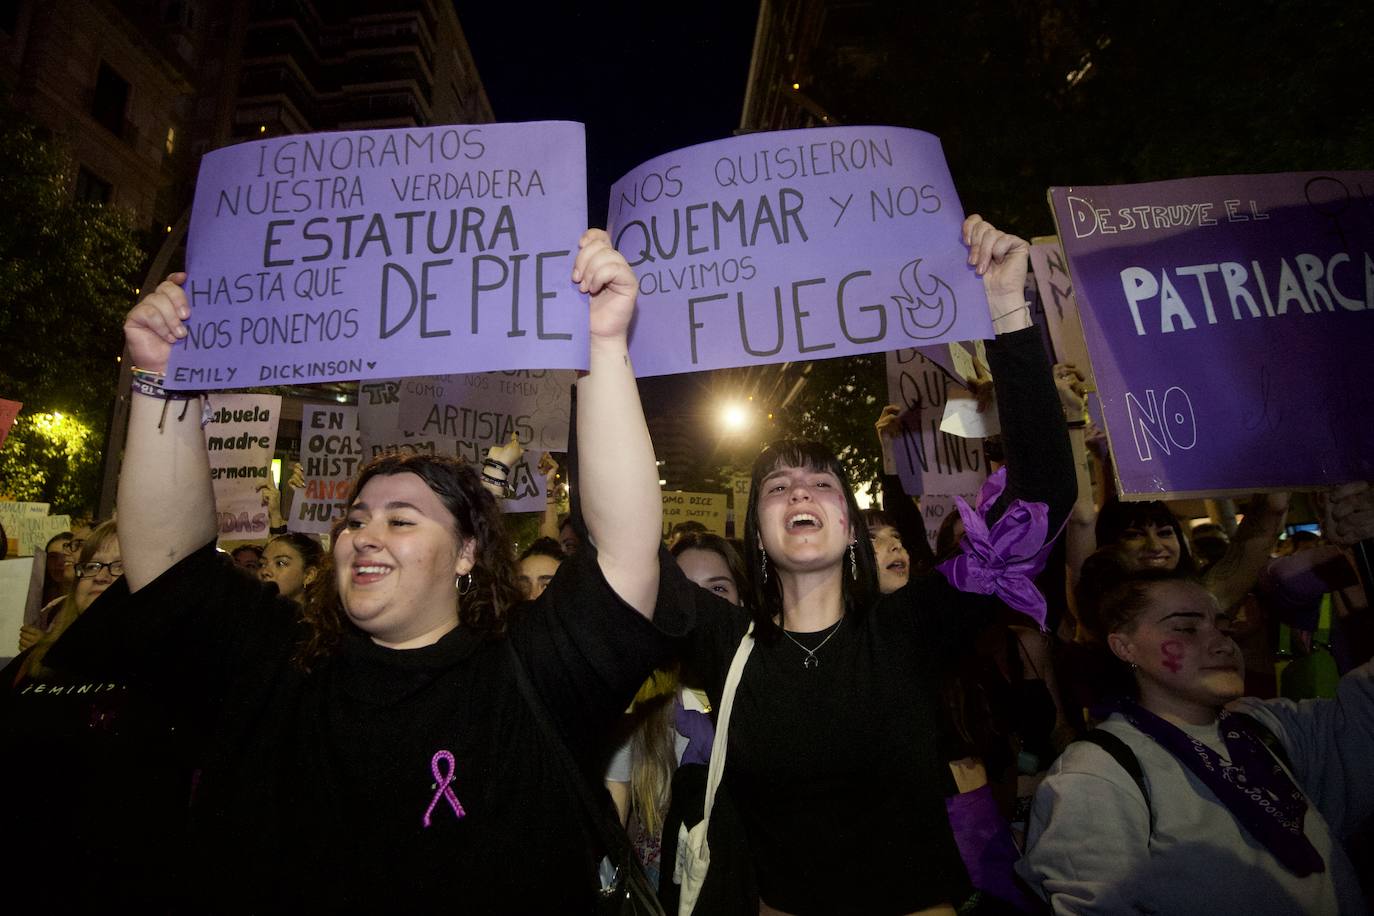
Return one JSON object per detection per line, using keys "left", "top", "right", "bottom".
{"left": 204, "top": 394, "right": 281, "bottom": 537}
{"left": 294, "top": 404, "right": 362, "bottom": 534}
{"left": 610, "top": 127, "right": 994, "bottom": 376}
{"left": 1050, "top": 172, "right": 1374, "bottom": 498}
{"left": 168, "top": 122, "right": 588, "bottom": 389}
{"left": 885, "top": 349, "right": 987, "bottom": 549}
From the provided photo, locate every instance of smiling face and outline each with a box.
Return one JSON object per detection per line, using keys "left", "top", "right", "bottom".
{"left": 756, "top": 464, "right": 854, "bottom": 574}
{"left": 869, "top": 524, "right": 910, "bottom": 594}
{"left": 676, "top": 547, "right": 742, "bottom": 605}
{"left": 334, "top": 472, "right": 476, "bottom": 649}
{"left": 1107, "top": 579, "right": 1244, "bottom": 723}
{"left": 1115, "top": 521, "right": 1181, "bottom": 572}
{"left": 259, "top": 541, "right": 314, "bottom": 604}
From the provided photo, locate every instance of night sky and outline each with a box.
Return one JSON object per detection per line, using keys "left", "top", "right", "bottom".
{"left": 456, "top": 2, "right": 761, "bottom": 228}
{"left": 456, "top": 2, "right": 762, "bottom": 418}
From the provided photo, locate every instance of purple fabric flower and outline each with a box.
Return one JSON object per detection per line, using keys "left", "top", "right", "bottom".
{"left": 936, "top": 467, "right": 1059, "bottom": 629}
{"left": 674, "top": 699, "right": 715, "bottom": 767}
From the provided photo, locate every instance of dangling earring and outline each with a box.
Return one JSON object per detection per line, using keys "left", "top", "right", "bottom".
{"left": 849, "top": 541, "right": 858, "bottom": 580}
{"left": 456, "top": 573, "right": 474, "bottom": 595}
{"left": 1129, "top": 662, "right": 1139, "bottom": 672}
{"left": 760, "top": 547, "right": 769, "bottom": 584}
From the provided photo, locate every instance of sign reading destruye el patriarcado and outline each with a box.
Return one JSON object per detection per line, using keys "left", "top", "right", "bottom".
{"left": 610, "top": 126, "right": 994, "bottom": 376}
{"left": 1050, "top": 171, "right": 1374, "bottom": 498}
{"left": 168, "top": 122, "right": 589, "bottom": 389}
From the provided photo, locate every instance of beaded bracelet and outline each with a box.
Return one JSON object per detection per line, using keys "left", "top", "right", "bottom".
{"left": 480, "top": 472, "right": 508, "bottom": 493}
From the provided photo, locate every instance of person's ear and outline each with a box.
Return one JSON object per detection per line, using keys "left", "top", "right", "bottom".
{"left": 304, "top": 566, "right": 320, "bottom": 588}
{"left": 454, "top": 537, "right": 478, "bottom": 576}
{"left": 1106, "top": 631, "right": 1135, "bottom": 667}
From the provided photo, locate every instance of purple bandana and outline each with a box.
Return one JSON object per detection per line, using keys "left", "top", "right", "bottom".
{"left": 1116, "top": 700, "right": 1325, "bottom": 877}
{"left": 936, "top": 467, "right": 1058, "bottom": 628}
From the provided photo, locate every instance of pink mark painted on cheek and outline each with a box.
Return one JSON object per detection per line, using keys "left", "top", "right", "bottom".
{"left": 1160, "top": 640, "right": 1185, "bottom": 674}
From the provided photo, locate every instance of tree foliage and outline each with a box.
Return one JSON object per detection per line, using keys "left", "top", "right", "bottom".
{"left": 0, "top": 103, "right": 144, "bottom": 514}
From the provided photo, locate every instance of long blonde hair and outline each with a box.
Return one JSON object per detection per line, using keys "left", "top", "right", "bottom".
{"left": 13, "top": 520, "right": 118, "bottom": 685}
{"left": 629, "top": 669, "right": 680, "bottom": 837}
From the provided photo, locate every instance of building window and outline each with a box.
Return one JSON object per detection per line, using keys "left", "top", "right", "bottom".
{"left": 92, "top": 62, "right": 131, "bottom": 136}
{"left": 74, "top": 166, "right": 113, "bottom": 205}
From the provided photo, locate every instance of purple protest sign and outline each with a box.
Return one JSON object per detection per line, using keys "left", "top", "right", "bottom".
{"left": 1050, "top": 172, "right": 1374, "bottom": 498}
{"left": 168, "top": 122, "right": 588, "bottom": 389}
{"left": 609, "top": 127, "right": 994, "bottom": 376}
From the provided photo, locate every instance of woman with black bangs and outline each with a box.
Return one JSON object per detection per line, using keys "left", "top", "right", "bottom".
{"left": 676, "top": 215, "right": 1076, "bottom": 916}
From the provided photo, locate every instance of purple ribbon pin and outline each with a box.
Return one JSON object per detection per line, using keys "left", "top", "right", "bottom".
{"left": 421, "top": 749, "right": 467, "bottom": 828}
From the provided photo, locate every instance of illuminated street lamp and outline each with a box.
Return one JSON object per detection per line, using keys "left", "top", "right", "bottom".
{"left": 719, "top": 401, "right": 751, "bottom": 434}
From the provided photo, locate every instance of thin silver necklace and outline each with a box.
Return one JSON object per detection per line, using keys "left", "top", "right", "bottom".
{"left": 781, "top": 616, "right": 843, "bottom": 669}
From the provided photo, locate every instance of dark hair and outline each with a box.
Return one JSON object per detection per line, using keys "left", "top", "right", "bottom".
{"left": 267, "top": 532, "right": 323, "bottom": 569}
{"left": 860, "top": 508, "right": 896, "bottom": 532}
{"left": 934, "top": 510, "right": 964, "bottom": 563}
{"left": 668, "top": 520, "right": 708, "bottom": 538}
{"left": 742, "top": 440, "right": 876, "bottom": 642}
{"left": 232, "top": 544, "right": 264, "bottom": 560}
{"left": 295, "top": 453, "right": 522, "bottom": 669}
{"left": 1076, "top": 550, "right": 1199, "bottom": 696}
{"left": 669, "top": 531, "right": 749, "bottom": 600}
{"left": 519, "top": 536, "right": 565, "bottom": 563}
{"left": 1094, "top": 499, "right": 1195, "bottom": 573}
{"left": 45, "top": 531, "right": 72, "bottom": 553}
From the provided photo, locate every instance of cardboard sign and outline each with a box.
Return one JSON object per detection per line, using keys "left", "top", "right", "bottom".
{"left": 204, "top": 394, "right": 282, "bottom": 538}
{"left": 168, "top": 122, "right": 589, "bottom": 389}
{"left": 662, "top": 491, "right": 728, "bottom": 537}
{"left": 0, "top": 399, "right": 20, "bottom": 451}
{"left": 357, "top": 378, "right": 548, "bottom": 514}
{"left": 0, "top": 502, "right": 70, "bottom": 557}
{"left": 395, "top": 370, "right": 573, "bottom": 453}
{"left": 885, "top": 350, "right": 987, "bottom": 548}
{"left": 0, "top": 555, "right": 45, "bottom": 659}
{"left": 610, "top": 126, "right": 994, "bottom": 376}
{"left": 1028, "top": 238, "right": 1097, "bottom": 388}
{"left": 1049, "top": 171, "right": 1374, "bottom": 498}
{"left": 294, "top": 404, "right": 362, "bottom": 534}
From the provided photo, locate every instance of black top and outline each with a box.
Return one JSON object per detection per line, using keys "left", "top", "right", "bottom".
{"left": 680, "top": 327, "right": 1075, "bottom": 914}
{"left": 42, "top": 540, "right": 695, "bottom": 913}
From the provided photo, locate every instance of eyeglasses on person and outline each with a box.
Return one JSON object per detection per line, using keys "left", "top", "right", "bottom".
{"left": 74, "top": 560, "right": 123, "bottom": 579}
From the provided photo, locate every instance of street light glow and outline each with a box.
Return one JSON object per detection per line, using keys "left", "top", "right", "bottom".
{"left": 720, "top": 402, "right": 750, "bottom": 433}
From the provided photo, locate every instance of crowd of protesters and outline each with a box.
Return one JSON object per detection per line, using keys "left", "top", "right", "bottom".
{"left": 1, "top": 218, "right": 1371, "bottom": 916}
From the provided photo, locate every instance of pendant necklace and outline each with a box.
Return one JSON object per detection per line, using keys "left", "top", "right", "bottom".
{"left": 781, "top": 616, "right": 843, "bottom": 669}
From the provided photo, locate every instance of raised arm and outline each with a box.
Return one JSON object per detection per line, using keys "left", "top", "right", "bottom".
{"left": 1202, "top": 492, "right": 1289, "bottom": 612}
{"left": 117, "top": 273, "right": 218, "bottom": 591}
{"left": 572, "top": 230, "right": 660, "bottom": 617}
{"left": 963, "top": 215, "right": 1076, "bottom": 527}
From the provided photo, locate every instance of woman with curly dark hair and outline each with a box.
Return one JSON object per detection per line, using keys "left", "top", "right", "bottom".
{"left": 38, "top": 230, "right": 686, "bottom": 912}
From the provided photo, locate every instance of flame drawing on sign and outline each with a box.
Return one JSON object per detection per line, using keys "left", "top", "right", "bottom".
{"left": 892, "top": 257, "right": 957, "bottom": 340}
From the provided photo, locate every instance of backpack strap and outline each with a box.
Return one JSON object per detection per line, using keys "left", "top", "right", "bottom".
{"left": 1227, "top": 711, "right": 1295, "bottom": 774}
{"left": 1075, "top": 729, "right": 1153, "bottom": 832}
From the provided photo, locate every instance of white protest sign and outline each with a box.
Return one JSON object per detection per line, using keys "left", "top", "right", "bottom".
{"left": 204, "top": 394, "right": 282, "bottom": 539}
{"left": 885, "top": 350, "right": 987, "bottom": 549}
{"left": 0, "top": 555, "right": 44, "bottom": 656}
{"left": 1029, "top": 237, "right": 1096, "bottom": 387}
{"left": 0, "top": 502, "right": 70, "bottom": 557}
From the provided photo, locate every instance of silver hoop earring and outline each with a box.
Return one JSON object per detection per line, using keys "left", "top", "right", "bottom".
{"left": 760, "top": 547, "right": 769, "bottom": 584}
{"left": 849, "top": 541, "right": 858, "bottom": 580}
{"left": 457, "top": 573, "right": 474, "bottom": 596}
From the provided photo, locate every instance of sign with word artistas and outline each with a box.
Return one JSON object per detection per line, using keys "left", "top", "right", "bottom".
{"left": 204, "top": 394, "right": 281, "bottom": 537}
{"left": 885, "top": 350, "right": 987, "bottom": 549}
{"left": 1050, "top": 171, "right": 1374, "bottom": 498}
{"left": 610, "top": 127, "right": 994, "bottom": 376}
{"left": 168, "top": 122, "right": 589, "bottom": 389}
